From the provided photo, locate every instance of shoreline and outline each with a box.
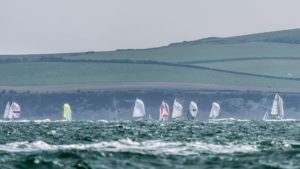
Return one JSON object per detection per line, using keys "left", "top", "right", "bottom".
{"left": 0, "top": 82, "right": 299, "bottom": 94}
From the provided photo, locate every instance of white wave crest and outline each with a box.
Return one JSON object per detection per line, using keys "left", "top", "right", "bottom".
{"left": 0, "top": 119, "right": 51, "bottom": 123}
{"left": 0, "top": 139, "right": 258, "bottom": 155}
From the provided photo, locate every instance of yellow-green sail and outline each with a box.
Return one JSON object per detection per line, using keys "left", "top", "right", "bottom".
{"left": 63, "top": 103, "right": 72, "bottom": 121}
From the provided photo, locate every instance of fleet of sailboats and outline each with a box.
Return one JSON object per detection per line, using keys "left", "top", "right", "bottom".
{"left": 0, "top": 94, "right": 292, "bottom": 121}
{"left": 263, "top": 93, "right": 284, "bottom": 121}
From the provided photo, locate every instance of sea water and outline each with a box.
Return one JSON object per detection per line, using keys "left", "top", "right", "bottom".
{"left": 0, "top": 120, "right": 299, "bottom": 168}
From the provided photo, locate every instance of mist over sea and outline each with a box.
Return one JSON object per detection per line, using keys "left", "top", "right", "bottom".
{"left": 1, "top": 89, "right": 300, "bottom": 121}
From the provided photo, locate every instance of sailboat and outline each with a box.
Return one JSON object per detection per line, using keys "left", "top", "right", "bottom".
{"left": 3, "top": 102, "right": 21, "bottom": 120}
{"left": 187, "top": 101, "right": 198, "bottom": 120}
{"left": 132, "top": 98, "right": 145, "bottom": 120}
{"left": 172, "top": 99, "right": 183, "bottom": 121}
{"left": 209, "top": 102, "right": 220, "bottom": 120}
{"left": 159, "top": 100, "right": 169, "bottom": 121}
{"left": 263, "top": 93, "right": 284, "bottom": 121}
{"left": 63, "top": 103, "right": 72, "bottom": 121}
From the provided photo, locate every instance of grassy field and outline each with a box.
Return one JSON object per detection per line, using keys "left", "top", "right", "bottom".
{"left": 56, "top": 42, "right": 300, "bottom": 62}
{"left": 196, "top": 60, "right": 300, "bottom": 78}
{"left": 1, "top": 29, "right": 300, "bottom": 92}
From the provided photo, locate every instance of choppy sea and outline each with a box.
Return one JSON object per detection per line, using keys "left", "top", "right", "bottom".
{"left": 0, "top": 120, "right": 300, "bottom": 169}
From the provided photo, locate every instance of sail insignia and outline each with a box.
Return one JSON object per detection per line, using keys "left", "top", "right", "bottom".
{"left": 188, "top": 101, "right": 198, "bottom": 119}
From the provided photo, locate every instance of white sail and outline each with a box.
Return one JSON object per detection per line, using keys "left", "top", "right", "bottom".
{"left": 159, "top": 101, "right": 169, "bottom": 121}
{"left": 209, "top": 102, "right": 220, "bottom": 119}
{"left": 278, "top": 95, "right": 284, "bottom": 117}
{"left": 3, "top": 102, "right": 10, "bottom": 119}
{"left": 270, "top": 94, "right": 284, "bottom": 118}
{"left": 172, "top": 99, "right": 183, "bottom": 119}
{"left": 133, "top": 98, "right": 145, "bottom": 119}
{"left": 189, "top": 101, "right": 198, "bottom": 118}
{"left": 270, "top": 94, "right": 280, "bottom": 116}
{"left": 263, "top": 93, "right": 284, "bottom": 121}
{"left": 8, "top": 106, "right": 14, "bottom": 119}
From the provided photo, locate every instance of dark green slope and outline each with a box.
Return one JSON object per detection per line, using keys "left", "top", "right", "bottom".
{"left": 1, "top": 29, "right": 300, "bottom": 91}
{"left": 169, "top": 28, "right": 300, "bottom": 46}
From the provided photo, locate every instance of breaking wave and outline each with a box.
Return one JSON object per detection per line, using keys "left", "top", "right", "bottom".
{"left": 0, "top": 139, "right": 258, "bottom": 155}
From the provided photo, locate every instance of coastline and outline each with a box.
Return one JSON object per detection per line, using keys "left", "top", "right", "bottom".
{"left": 0, "top": 82, "right": 299, "bottom": 94}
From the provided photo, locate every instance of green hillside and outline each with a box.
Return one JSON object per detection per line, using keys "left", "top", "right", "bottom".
{"left": 1, "top": 29, "right": 300, "bottom": 92}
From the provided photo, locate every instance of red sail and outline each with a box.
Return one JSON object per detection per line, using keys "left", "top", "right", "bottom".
{"left": 160, "top": 103, "right": 169, "bottom": 117}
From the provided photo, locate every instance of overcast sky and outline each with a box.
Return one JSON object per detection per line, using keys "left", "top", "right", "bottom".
{"left": 1, "top": 0, "right": 300, "bottom": 54}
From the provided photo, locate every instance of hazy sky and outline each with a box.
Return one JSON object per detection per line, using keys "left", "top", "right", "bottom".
{"left": 1, "top": 0, "right": 300, "bottom": 54}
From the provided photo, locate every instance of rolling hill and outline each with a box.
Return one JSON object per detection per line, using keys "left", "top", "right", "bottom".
{"left": 1, "top": 28, "right": 300, "bottom": 92}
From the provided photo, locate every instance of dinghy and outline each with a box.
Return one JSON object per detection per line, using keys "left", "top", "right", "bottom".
{"left": 159, "top": 101, "right": 169, "bottom": 121}
{"left": 172, "top": 99, "right": 183, "bottom": 121}
{"left": 209, "top": 102, "right": 220, "bottom": 120}
{"left": 187, "top": 101, "right": 198, "bottom": 120}
{"left": 263, "top": 93, "right": 284, "bottom": 121}
{"left": 63, "top": 103, "right": 72, "bottom": 121}
{"left": 132, "top": 98, "right": 145, "bottom": 121}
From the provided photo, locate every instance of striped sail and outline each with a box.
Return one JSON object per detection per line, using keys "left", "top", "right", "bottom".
{"left": 133, "top": 98, "right": 145, "bottom": 119}
{"left": 172, "top": 99, "right": 183, "bottom": 120}
{"left": 209, "top": 102, "right": 220, "bottom": 119}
